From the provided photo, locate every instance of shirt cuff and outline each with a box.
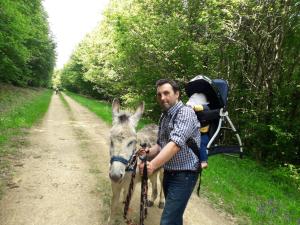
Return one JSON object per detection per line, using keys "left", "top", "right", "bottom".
{"left": 169, "top": 135, "right": 185, "bottom": 150}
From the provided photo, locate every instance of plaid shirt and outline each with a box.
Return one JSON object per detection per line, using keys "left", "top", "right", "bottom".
{"left": 157, "top": 101, "right": 200, "bottom": 171}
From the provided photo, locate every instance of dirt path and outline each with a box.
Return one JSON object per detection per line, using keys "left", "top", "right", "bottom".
{"left": 0, "top": 93, "right": 236, "bottom": 225}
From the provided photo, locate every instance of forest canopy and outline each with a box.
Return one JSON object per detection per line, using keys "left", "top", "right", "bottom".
{"left": 59, "top": 0, "right": 300, "bottom": 165}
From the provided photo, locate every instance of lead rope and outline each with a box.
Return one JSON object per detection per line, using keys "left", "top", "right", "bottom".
{"left": 123, "top": 152, "right": 137, "bottom": 225}
{"left": 197, "top": 167, "right": 202, "bottom": 196}
{"left": 139, "top": 153, "right": 148, "bottom": 225}
{"left": 123, "top": 146, "right": 148, "bottom": 225}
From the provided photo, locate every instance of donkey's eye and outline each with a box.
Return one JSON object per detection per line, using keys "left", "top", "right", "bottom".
{"left": 127, "top": 140, "right": 136, "bottom": 147}
{"left": 110, "top": 140, "right": 114, "bottom": 148}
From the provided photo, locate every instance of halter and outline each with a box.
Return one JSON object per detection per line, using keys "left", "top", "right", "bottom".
{"left": 110, "top": 152, "right": 136, "bottom": 172}
{"left": 110, "top": 155, "right": 130, "bottom": 165}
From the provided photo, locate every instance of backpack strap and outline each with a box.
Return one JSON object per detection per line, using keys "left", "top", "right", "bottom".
{"left": 172, "top": 104, "right": 200, "bottom": 160}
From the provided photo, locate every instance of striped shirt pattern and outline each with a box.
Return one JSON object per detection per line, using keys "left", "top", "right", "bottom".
{"left": 157, "top": 101, "right": 200, "bottom": 171}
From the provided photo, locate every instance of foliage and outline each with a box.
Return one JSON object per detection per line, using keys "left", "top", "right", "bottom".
{"left": 0, "top": 0, "right": 55, "bottom": 87}
{"left": 51, "top": 69, "right": 62, "bottom": 89}
{"left": 272, "top": 163, "right": 300, "bottom": 191}
{"left": 59, "top": 0, "right": 300, "bottom": 166}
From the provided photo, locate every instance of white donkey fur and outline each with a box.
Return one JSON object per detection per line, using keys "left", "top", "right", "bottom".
{"left": 108, "top": 99, "right": 164, "bottom": 224}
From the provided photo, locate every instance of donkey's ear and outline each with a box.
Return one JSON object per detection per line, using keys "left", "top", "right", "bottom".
{"left": 130, "top": 101, "right": 144, "bottom": 128}
{"left": 112, "top": 98, "right": 120, "bottom": 117}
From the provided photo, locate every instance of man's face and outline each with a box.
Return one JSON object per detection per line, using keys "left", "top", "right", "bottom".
{"left": 156, "top": 83, "right": 179, "bottom": 111}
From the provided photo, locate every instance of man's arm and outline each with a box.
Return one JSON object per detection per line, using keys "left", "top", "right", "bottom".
{"left": 140, "top": 141, "right": 180, "bottom": 175}
{"left": 151, "top": 141, "right": 180, "bottom": 169}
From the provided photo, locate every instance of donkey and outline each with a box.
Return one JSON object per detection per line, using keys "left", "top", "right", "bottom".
{"left": 108, "top": 99, "right": 164, "bottom": 224}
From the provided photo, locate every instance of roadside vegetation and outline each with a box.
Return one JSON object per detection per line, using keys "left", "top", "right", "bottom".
{"left": 0, "top": 84, "right": 52, "bottom": 197}
{"left": 202, "top": 156, "right": 300, "bottom": 225}
{"left": 67, "top": 91, "right": 300, "bottom": 225}
{"left": 65, "top": 91, "right": 152, "bottom": 129}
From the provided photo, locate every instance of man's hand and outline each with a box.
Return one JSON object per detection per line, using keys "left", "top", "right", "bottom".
{"left": 139, "top": 144, "right": 161, "bottom": 158}
{"left": 137, "top": 146, "right": 150, "bottom": 157}
{"left": 138, "top": 161, "right": 156, "bottom": 176}
{"left": 201, "top": 161, "right": 208, "bottom": 169}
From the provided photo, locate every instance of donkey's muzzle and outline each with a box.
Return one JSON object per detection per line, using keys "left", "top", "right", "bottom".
{"left": 109, "top": 171, "right": 124, "bottom": 183}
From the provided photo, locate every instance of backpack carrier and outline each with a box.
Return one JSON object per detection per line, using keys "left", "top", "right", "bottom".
{"left": 185, "top": 75, "right": 243, "bottom": 158}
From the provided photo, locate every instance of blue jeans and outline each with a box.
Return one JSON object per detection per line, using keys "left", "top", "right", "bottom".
{"left": 160, "top": 171, "right": 198, "bottom": 225}
{"left": 200, "top": 134, "right": 209, "bottom": 161}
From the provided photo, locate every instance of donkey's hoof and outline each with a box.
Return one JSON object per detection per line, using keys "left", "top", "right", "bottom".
{"left": 147, "top": 200, "right": 154, "bottom": 207}
{"left": 158, "top": 202, "right": 165, "bottom": 209}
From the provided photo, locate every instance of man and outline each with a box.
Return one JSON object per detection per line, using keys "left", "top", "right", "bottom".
{"left": 139, "top": 79, "right": 201, "bottom": 225}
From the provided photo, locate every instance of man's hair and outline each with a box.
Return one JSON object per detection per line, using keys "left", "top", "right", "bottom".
{"left": 155, "top": 79, "right": 180, "bottom": 93}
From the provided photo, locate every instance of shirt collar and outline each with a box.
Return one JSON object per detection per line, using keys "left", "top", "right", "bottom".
{"left": 166, "top": 101, "right": 184, "bottom": 116}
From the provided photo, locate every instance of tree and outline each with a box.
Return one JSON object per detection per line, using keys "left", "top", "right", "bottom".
{"left": 0, "top": 0, "right": 55, "bottom": 87}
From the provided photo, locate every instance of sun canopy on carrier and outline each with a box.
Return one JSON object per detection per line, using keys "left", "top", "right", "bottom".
{"left": 185, "top": 75, "right": 243, "bottom": 157}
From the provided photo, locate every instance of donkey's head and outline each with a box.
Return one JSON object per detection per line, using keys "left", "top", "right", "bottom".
{"left": 109, "top": 99, "right": 144, "bottom": 183}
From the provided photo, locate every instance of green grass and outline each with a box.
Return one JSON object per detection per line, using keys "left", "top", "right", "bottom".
{"left": 201, "top": 155, "right": 300, "bottom": 224}
{"left": 64, "top": 91, "right": 300, "bottom": 224}
{"left": 65, "top": 91, "right": 152, "bottom": 128}
{"left": 0, "top": 86, "right": 52, "bottom": 150}
{"left": 0, "top": 84, "right": 52, "bottom": 198}
{"left": 0, "top": 84, "right": 39, "bottom": 114}
{"left": 65, "top": 91, "right": 112, "bottom": 123}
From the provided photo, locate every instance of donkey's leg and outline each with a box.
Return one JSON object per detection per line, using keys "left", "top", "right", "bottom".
{"left": 122, "top": 174, "right": 131, "bottom": 204}
{"left": 158, "top": 169, "right": 165, "bottom": 209}
{"left": 108, "top": 182, "right": 122, "bottom": 225}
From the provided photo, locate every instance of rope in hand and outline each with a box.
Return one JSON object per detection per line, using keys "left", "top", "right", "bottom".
{"left": 123, "top": 144, "right": 148, "bottom": 225}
